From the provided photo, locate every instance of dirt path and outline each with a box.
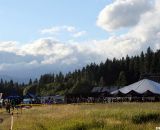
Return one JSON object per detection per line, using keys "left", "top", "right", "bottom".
{"left": 0, "top": 109, "right": 11, "bottom": 130}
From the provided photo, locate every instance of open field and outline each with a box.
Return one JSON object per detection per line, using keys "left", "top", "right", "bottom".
{"left": 1, "top": 103, "right": 160, "bottom": 130}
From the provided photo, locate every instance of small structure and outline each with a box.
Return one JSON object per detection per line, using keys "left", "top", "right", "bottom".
{"left": 39, "top": 95, "right": 65, "bottom": 104}
{"left": 91, "top": 86, "right": 118, "bottom": 97}
{"left": 23, "top": 93, "right": 38, "bottom": 104}
{"left": 5, "top": 91, "right": 22, "bottom": 105}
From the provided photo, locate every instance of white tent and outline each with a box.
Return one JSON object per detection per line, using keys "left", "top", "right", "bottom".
{"left": 111, "top": 79, "right": 160, "bottom": 95}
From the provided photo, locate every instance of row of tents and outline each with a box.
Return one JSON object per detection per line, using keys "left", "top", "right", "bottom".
{"left": 0, "top": 93, "right": 65, "bottom": 105}
{"left": 1, "top": 79, "right": 160, "bottom": 104}
{"left": 66, "top": 79, "right": 160, "bottom": 103}
{"left": 90, "top": 79, "right": 160, "bottom": 97}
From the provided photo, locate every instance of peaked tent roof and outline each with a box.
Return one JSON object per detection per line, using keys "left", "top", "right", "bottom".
{"left": 91, "top": 87, "right": 103, "bottom": 93}
{"left": 111, "top": 79, "right": 160, "bottom": 95}
{"left": 91, "top": 87, "right": 118, "bottom": 93}
{"left": 112, "top": 90, "right": 125, "bottom": 97}
{"left": 23, "top": 93, "right": 36, "bottom": 99}
{"left": 142, "top": 90, "right": 159, "bottom": 97}
{"left": 125, "top": 90, "right": 141, "bottom": 97}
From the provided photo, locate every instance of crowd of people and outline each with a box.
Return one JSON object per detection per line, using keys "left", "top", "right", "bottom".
{"left": 0, "top": 99, "right": 20, "bottom": 113}
{"left": 65, "top": 95, "right": 160, "bottom": 103}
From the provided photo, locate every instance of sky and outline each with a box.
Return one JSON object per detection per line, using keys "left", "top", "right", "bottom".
{"left": 0, "top": 0, "right": 160, "bottom": 81}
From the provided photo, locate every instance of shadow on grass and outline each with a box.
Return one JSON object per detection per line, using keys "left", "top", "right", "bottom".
{"left": 64, "top": 119, "right": 105, "bottom": 130}
{"left": 132, "top": 113, "right": 160, "bottom": 124}
{"left": 36, "top": 123, "right": 48, "bottom": 130}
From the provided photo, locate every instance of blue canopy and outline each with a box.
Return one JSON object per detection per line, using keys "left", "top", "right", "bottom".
{"left": 5, "top": 95, "right": 21, "bottom": 99}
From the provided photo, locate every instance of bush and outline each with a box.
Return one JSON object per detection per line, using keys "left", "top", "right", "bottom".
{"left": 132, "top": 113, "right": 160, "bottom": 124}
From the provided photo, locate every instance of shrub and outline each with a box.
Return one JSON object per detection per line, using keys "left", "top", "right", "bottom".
{"left": 132, "top": 113, "right": 160, "bottom": 124}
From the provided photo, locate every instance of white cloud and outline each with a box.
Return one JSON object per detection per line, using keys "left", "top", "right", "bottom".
{"left": 95, "top": 0, "right": 160, "bottom": 52}
{"left": 41, "top": 27, "right": 61, "bottom": 35}
{"left": 40, "top": 25, "right": 86, "bottom": 38}
{"left": 40, "top": 25, "right": 76, "bottom": 35}
{"left": 73, "top": 31, "right": 86, "bottom": 38}
{"left": 97, "top": 0, "right": 154, "bottom": 31}
{"left": 63, "top": 26, "right": 76, "bottom": 33}
{"left": 61, "top": 57, "right": 78, "bottom": 65}
{"left": 0, "top": 41, "right": 19, "bottom": 53}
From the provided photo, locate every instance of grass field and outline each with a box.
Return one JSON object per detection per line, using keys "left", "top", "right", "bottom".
{"left": 1, "top": 103, "right": 160, "bottom": 130}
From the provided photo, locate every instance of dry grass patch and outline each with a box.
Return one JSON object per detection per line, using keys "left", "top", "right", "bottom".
{"left": 1, "top": 103, "right": 160, "bottom": 130}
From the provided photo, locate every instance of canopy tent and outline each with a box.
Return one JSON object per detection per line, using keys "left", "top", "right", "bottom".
{"left": 5, "top": 89, "right": 21, "bottom": 99}
{"left": 111, "top": 79, "right": 160, "bottom": 95}
{"left": 99, "top": 91, "right": 111, "bottom": 97}
{"left": 142, "top": 90, "right": 159, "bottom": 97}
{"left": 91, "top": 87, "right": 118, "bottom": 97}
{"left": 5, "top": 96, "right": 21, "bottom": 99}
{"left": 125, "top": 90, "right": 141, "bottom": 97}
{"left": 91, "top": 87, "right": 103, "bottom": 93}
{"left": 112, "top": 90, "right": 125, "bottom": 97}
{"left": 23, "top": 93, "right": 36, "bottom": 99}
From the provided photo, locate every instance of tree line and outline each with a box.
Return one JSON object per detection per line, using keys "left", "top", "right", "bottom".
{"left": 1, "top": 47, "right": 160, "bottom": 96}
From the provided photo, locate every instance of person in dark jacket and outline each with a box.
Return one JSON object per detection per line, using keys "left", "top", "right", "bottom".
{"left": 6, "top": 102, "right": 11, "bottom": 113}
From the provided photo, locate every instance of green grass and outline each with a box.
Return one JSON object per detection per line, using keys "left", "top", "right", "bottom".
{"left": 1, "top": 103, "right": 160, "bottom": 130}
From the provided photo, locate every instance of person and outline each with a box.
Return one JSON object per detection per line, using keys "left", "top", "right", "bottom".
{"left": 6, "top": 101, "right": 11, "bottom": 113}
{"left": 11, "top": 100, "right": 16, "bottom": 110}
{"left": 0, "top": 100, "right": 2, "bottom": 109}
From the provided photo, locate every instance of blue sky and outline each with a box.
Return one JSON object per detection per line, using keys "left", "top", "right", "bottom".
{"left": 0, "top": 0, "right": 112, "bottom": 42}
{"left": 0, "top": 0, "right": 159, "bottom": 81}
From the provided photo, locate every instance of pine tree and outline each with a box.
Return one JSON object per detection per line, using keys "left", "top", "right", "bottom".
{"left": 145, "top": 47, "right": 153, "bottom": 73}
{"left": 29, "top": 78, "right": 32, "bottom": 85}
{"left": 117, "top": 71, "right": 127, "bottom": 87}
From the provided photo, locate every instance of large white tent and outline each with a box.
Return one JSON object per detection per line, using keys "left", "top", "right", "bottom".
{"left": 111, "top": 79, "right": 160, "bottom": 95}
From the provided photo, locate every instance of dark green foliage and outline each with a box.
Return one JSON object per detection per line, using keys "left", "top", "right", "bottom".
{"left": 117, "top": 71, "right": 127, "bottom": 87}
{"left": 0, "top": 79, "right": 24, "bottom": 97}
{"left": 132, "top": 113, "right": 160, "bottom": 124}
{"left": 71, "top": 79, "right": 93, "bottom": 94}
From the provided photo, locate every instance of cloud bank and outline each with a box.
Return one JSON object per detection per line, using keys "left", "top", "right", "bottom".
{"left": 0, "top": 0, "right": 160, "bottom": 81}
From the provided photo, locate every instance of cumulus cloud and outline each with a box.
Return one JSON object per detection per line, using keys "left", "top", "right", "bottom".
{"left": 0, "top": 41, "right": 19, "bottom": 53}
{"left": 96, "top": 0, "right": 160, "bottom": 51}
{"left": 97, "top": 0, "right": 154, "bottom": 31}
